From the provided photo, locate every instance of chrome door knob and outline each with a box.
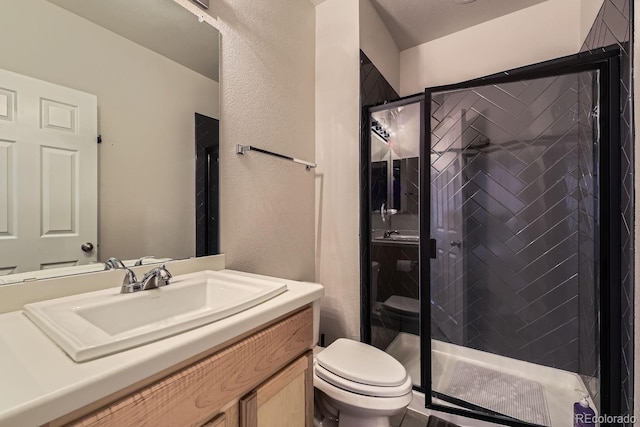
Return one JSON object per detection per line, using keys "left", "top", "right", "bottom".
{"left": 81, "top": 242, "right": 95, "bottom": 252}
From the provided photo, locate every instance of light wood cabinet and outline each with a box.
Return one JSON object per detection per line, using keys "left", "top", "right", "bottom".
{"left": 240, "top": 354, "right": 313, "bottom": 427}
{"left": 48, "top": 306, "right": 314, "bottom": 427}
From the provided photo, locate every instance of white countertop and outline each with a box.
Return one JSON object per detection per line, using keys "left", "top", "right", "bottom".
{"left": 0, "top": 270, "right": 324, "bottom": 427}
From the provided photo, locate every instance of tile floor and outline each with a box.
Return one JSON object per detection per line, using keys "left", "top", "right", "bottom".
{"left": 391, "top": 409, "right": 430, "bottom": 427}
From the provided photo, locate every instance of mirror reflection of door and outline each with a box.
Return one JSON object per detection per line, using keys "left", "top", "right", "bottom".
{"left": 0, "top": 68, "right": 97, "bottom": 275}
{"left": 0, "top": 0, "right": 220, "bottom": 285}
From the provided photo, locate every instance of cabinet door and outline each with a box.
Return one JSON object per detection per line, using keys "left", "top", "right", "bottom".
{"left": 240, "top": 353, "right": 313, "bottom": 427}
{"left": 200, "top": 400, "right": 239, "bottom": 427}
{"left": 56, "top": 307, "right": 314, "bottom": 427}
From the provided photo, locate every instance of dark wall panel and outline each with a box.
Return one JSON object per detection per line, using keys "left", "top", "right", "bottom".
{"left": 359, "top": 51, "right": 400, "bottom": 344}
{"left": 195, "top": 113, "right": 219, "bottom": 257}
{"left": 581, "top": 0, "right": 634, "bottom": 419}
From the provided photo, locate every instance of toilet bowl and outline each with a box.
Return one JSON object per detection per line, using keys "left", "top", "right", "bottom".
{"left": 314, "top": 338, "right": 413, "bottom": 427}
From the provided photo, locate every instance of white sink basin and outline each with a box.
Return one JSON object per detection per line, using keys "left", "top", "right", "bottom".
{"left": 23, "top": 270, "right": 287, "bottom": 362}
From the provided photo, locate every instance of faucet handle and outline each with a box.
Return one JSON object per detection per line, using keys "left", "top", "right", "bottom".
{"left": 134, "top": 256, "right": 155, "bottom": 266}
{"left": 105, "top": 257, "right": 127, "bottom": 270}
{"left": 155, "top": 264, "right": 172, "bottom": 287}
{"left": 141, "top": 265, "right": 172, "bottom": 290}
{"left": 122, "top": 268, "right": 137, "bottom": 285}
{"left": 120, "top": 268, "right": 141, "bottom": 294}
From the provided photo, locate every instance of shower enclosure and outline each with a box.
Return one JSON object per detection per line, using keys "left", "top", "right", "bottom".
{"left": 362, "top": 49, "right": 622, "bottom": 426}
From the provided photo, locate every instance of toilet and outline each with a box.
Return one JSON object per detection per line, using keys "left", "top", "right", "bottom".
{"left": 370, "top": 260, "right": 420, "bottom": 335}
{"left": 313, "top": 338, "right": 413, "bottom": 427}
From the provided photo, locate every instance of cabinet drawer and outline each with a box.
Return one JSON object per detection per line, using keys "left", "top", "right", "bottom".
{"left": 240, "top": 353, "right": 313, "bottom": 427}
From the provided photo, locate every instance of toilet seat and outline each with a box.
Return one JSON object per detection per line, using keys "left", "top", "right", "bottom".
{"left": 315, "top": 338, "right": 413, "bottom": 398}
{"left": 315, "top": 363, "right": 413, "bottom": 397}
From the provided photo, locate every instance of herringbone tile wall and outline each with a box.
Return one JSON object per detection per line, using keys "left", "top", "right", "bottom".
{"left": 581, "top": 0, "right": 634, "bottom": 418}
{"left": 429, "top": 71, "right": 597, "bottom": 372}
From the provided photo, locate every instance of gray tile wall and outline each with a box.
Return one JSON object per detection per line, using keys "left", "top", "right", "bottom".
{"left": 581, "top": 0, "right": 634, "bottom": 419}
{"left": 429, "top": 73, "right": 596, "bottom": 372}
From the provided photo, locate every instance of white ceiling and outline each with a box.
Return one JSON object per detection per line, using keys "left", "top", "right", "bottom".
{"left": 310, "top": 0, "right": 550, "bottom": 50}
{"left": 47, "top": 0, "right": 219, "bottom": 81}
{"left": 370, "top": 0, "right": 548, "bottom": 50}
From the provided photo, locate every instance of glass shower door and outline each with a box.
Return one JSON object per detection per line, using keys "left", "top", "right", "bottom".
{"left": 367, "top": 97, "right": 424, "bottom": 390}
{"left": 427, "top": 70, "right": 602, "bottom": 426}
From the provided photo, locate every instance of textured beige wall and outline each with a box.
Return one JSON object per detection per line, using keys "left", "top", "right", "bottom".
{"left": 0, "top": 0, "right": 219, "bottom": 263}
{"left": 315, "top": 0, "right": 362, "bottom": 343}
{"left": 399, "top": 0, "right": 583, "bottom": 94}
{"left": 202, "top": 0, "right": 316, "bottom": 281}
{"left": 359, "top": 0, "right": 400, "bottom": 93}
{"left": 580, "top": 0, "right": 606, "bottom": 43}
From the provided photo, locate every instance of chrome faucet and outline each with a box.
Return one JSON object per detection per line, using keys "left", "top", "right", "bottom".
{"left": 120, "top": 268, "right": 142, "bottom": 294}
{"left": 380, "top": 203, "right": 398, "bottom": 223}
{"left": 140, "top": 265, "right": 172, "bottom": 290}
{"left": 119, "top": 265, "right": 172, "bottom": 294}
{"left": 104, "top": 257, "right": 127, "bottom": 270}
{"left": 384, "top": 230, "right": 400, "bottom": 238}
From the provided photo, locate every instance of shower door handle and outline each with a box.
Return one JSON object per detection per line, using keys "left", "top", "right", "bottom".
{"left": 430, "top": 239, "right": 437, "bottom": 259}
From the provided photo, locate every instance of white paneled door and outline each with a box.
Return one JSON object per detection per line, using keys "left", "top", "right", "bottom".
{"left": 0, "top": 68, "right": 97, "bottom": 275}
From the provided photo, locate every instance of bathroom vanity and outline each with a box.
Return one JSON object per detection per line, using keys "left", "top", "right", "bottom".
{"left": 0, "top": 260, "right": 323, "bottom": 427}
{"left": 50, "top": 307, "right": 314, "bottom": 427}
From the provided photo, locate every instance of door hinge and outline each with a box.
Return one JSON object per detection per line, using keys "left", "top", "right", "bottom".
{"left": 97, "top": 135, "right": 102, "bottom": 144}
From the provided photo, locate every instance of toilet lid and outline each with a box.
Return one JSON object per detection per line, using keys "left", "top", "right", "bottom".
{"left": 316, "top": 339, "right": 408, "bottom": 387}
{"left": 315, "top": 363, "right": 413, "bottom": 397}
{"left": 382, "top": 296, "right": 419, "bottom": 317}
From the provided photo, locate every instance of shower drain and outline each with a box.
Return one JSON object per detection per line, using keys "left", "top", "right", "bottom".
{"left": 444, "top": 361, "right": 551, "bottom": 426}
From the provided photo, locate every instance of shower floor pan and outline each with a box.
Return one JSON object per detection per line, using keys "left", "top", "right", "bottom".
{"left": 385, "top": 332, "right": 596, "bottom": 426}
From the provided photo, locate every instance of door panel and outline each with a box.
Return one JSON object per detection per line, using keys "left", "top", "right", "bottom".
{"left": 0, "top": 68, "right": 97, "bottom": 275}
{"left": 427, "top": 68, "right": 602, "bottom": 426}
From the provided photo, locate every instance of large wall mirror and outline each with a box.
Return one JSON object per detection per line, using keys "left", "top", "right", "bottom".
{"left": 0, "top": 0, "right": 220, "bottom": 285}
{"left": 370, "top": 99, "right": 421, "bottom": 234}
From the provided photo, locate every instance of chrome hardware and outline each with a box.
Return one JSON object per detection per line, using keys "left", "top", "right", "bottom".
{"left": 134, "top": 256, "right": 155, "bottom": 266}
{"left": 380, "top": 203, "right": 398, "bottom": 223}
{"left": 104, "top": 257, "right": 127, "bottom": 270}
{"left": 81, "top": 242, "right": 94, "bottom": 252}
{"left": 384, "top": 230, "right": 400, "bottom": 238}
{"left": 120, "top": 268, "right": 142, "bottom": 294}
{"left": 450, "top": 241, "right": 462, "bottom": 248}
{"left": 119, "top": 265, "right": 172, "bottom": 294}
{"left": 236, "top": 144, "right": 316, "bottom": 171}
{"left": 140, "top": 265, "right": 172, "bottom": 291}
